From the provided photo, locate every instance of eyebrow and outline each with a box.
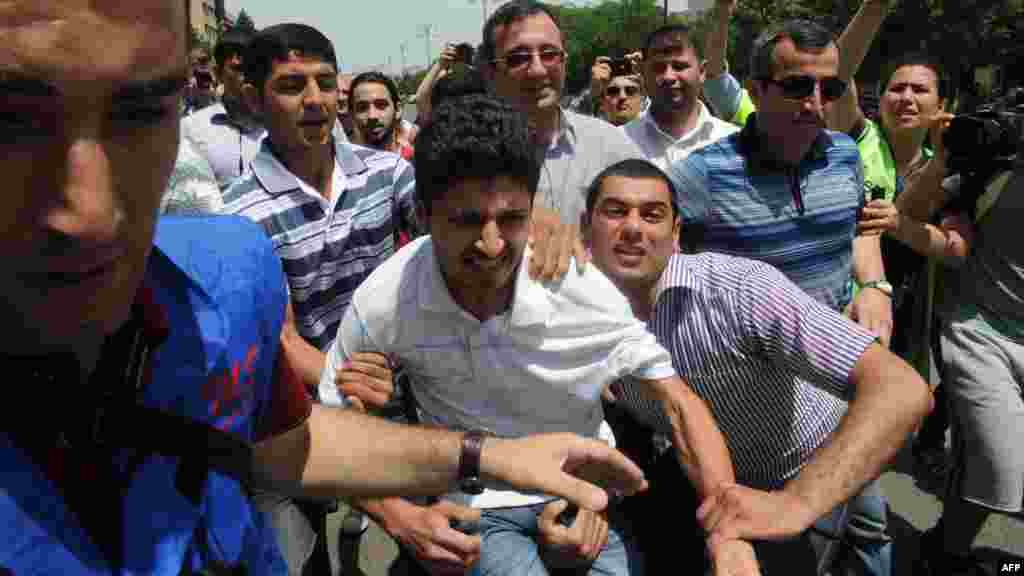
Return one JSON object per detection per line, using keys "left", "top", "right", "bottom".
{"left": 0, "top": 68, "right": 189, "bottom": 100}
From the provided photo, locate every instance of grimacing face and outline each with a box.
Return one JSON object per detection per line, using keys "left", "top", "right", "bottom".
{"left": 880, "top": 64, "right": 944, "bottom": 136}
{"left": 586, "top": 175, "right": 679, "bottom": 294}
{"left": 0, "top": 0, "right": 185, "bottom": 353}
{"left": 426, "top": 176, "right": 532, "bottom": 313}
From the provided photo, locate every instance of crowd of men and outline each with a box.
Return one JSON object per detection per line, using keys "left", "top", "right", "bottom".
{"left": 2, "top": 0, "right": 1021, "bottom": 575}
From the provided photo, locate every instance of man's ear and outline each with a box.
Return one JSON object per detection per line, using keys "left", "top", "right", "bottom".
{"left": 579, "top": 212, "right": 592, "bottom": 248}
{"left": 242, "top": 83, "right": 263, "bottom": 117}
{"left": 749, "top": 78, "right": 762, "bottom": 107}
{"left": 672, "top": 215, "right": 681, "bottom": 252}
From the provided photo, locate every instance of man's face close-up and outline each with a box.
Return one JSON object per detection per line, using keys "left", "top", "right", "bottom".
{"left": 645, "top": 42, "right": 705, "bottom": 116}
{"left": 587, "top": 175, "right": 679, "bottom": 292}
{"left": 428, "top": 176, "right": 532, "bottom": 304}
{"left": 753, "top": 38, "right": 840, "bottom": 159}
{"left": 351, "top": 81, "right": 398, "bottom": 149}
{"left": 490, "top": 12, "right": 566, "bottom": 120}
{"left": 603, "top": 76, "right": 643, "bottom": 126}
{"left": 0, "top": 0, "right": 185, "bottom": 353}
{"left": 254, "top": 53, "right": 338, "bottom": 156}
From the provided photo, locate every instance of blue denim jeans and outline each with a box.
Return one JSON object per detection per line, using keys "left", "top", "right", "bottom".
{"left": 841, "top": 479, "right": 892, "bottom": 576}
{"left": 467, "top": 502, "right": 643, "bottom": 576}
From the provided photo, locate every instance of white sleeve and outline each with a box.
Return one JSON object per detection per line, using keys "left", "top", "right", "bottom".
{"left": 318, "top": 301, "right": 377, "bottom": 407}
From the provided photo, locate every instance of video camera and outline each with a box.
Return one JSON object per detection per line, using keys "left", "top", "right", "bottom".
{"left": 942, "top": 87, "right": 1022, "bottom": 217}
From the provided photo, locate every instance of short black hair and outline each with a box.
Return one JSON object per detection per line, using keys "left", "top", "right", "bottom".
{"left": 643, "top": 24, "right": 702, "bottom": 60}
{"left": 243, "top": 23, "right": 338, "bottom": 92}
{"left": 481, "top": 0, "right": 562, "bottom": 65}
{"left": 880, "top": 52, "right": 948, "bottom": 100}
{"left": 584, "top": 159, "right": 680, "bottom": 223}
{"left": 430, "top": 70, "right": 488, "bottom": 114}
{"left": 750, "top": 19, "right": 836, "bottom": 79}
{"left": 215, "top": 29, "right": 253, "bottom": 70}
{"left": 414, "top": 93, "right": 540, "bottom": 216}
{"left": 349, "top": 71, "right": 401, "bottom": 111}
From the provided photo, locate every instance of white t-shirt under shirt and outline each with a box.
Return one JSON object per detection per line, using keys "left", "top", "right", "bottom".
{"left": 319, "top": 236, "right": 675, "bottom": 508}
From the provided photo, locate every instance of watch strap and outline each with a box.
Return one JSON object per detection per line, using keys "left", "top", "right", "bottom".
{"left": 458, "top": 430, "right": 487, "bottom": 494}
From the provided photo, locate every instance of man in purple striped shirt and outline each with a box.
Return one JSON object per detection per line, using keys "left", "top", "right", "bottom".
{"left": 582, "top": 159, "right": 931, "bottom": 574}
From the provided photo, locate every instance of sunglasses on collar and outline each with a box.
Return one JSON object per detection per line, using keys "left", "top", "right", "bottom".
{"left": 758, "top": 74, "right": 847, "bottom": 102}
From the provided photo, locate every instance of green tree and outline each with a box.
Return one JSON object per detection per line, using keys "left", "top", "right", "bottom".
{"left": 234, "top": 9, "right": 256, "bottom": 32}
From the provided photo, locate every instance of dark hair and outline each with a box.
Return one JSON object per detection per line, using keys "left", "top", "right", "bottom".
{"left": 349, "top": 71, "right": 401, "bottom": 110}
{"left": 215, "top": 29, "right": 253, "bottom": 70}
{"left": 243, "top": 23, "right": 338, "bottom": 91}
{"left": 414, "top": 93, "right": 540, "bottom": 216}
{"left": 750, "top": 19, "right": 835, "bottom": 80}
{"left": 643, "top": 24, "right": 702, "bottom": 60}
{"left": 584, "top": 159, "right": 680, "bottom": 222}
{"left": 880, "top": 52, "right": 947, "bottom": 100}
{"left": 430, "top": 70, "right": 488, "bottom": 114}
{"left": 481, "top": 0, "right": 562, "bottom": 65}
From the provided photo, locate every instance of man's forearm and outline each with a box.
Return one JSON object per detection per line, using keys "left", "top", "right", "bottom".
{"left": 783, "top": 345, "right": 930, "bottom": 519}
{"left": 891, "top": 216, "right": 967, "bottom": 265}
{"left": 851, "top": 234, "right": 885, "bottom": 284}
{"left": 705, "top": 3, "right": 732, "bottom": 78}
{"left": 836, "top": 0, "right": 889, "bottom": 81}
{"left": 280, "top": 327, "right": 326, "bottom": 391}
{"left": 652, "top": 378, "right": 736, "bottom": 500}
{"left": 253, "top": 404, "right": 462, "bottom": 500}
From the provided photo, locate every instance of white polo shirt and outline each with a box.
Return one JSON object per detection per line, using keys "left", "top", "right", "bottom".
{"left": 621, "top": 101, "right": 738, "bottom": 172}
{"left": 319, "top": 236, "right": 675, "bottom": 508}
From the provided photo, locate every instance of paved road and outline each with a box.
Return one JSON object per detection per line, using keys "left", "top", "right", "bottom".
{"left": 322, "top": 438, "right": 1023, "bottom": 575}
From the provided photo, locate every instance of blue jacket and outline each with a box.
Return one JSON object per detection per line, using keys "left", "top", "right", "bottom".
{"left": 0, "top": 216, "right": 291, "bottom": 575}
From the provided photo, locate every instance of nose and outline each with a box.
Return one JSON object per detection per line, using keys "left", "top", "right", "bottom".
{"left": 302, "top": 78, "right": 327, "bottom": 107}
{"left": 620, "top": 210, "right": 643, "bottom": 239}
{"left": 525, "top": 52, "right": 548, "bottom": 79}
{"left": 45, "top": 137, "right": 122, "bottom": 247}
{"left": 475, "top": 220, "right": 506, "bottom": 259}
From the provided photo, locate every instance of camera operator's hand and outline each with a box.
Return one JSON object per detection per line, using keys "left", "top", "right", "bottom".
{"left": 624, "top": 51, "right": 643, "bottom": 75}
{"left": 857, "top": 199, "right": 901, "bottom": 237}
{"left": 591, "top": 56, "right": 613, "bottom": 99}
{"left": 928, "top": 111, "right": 955, "bottom": 162}
{"left": 439, "top": 43, "right": 458, "bottom": 71}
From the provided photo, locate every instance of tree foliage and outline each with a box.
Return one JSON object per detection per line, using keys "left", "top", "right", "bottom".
{"left": 234, "top": 9, "right": 257, "bottom": 32}
{"left": 553, "top": 0, "right": 1023, "bottom": 98}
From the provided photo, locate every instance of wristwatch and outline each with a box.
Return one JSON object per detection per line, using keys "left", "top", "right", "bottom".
{"left": 458, "top": 430, "right": 488, "bottom": 495}
{"left": 861, "top": 280, "right": 893, "bottom": 297}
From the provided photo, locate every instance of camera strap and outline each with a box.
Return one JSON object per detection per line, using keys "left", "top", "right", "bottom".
{"left": 975, "top": 169, "right": 1014, "bottom": 222}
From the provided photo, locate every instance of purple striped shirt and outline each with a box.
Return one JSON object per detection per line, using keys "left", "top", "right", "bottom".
{"left": 616, "top": 252, "right": 876, "bottom": 489}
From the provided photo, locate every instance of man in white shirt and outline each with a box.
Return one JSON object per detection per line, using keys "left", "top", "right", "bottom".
{"left": 622, "top": 25, "right": 737, "bottom": 172}
{"left": 319, "top": 93, "right": 753, "bottom": 575}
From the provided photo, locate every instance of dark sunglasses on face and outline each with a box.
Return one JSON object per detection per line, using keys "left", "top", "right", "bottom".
{"left": 759, "top": 74, "right": 847, "bottom": 102}
{"left": 492, "top": 48, "right": 565, "bottom": 71}
{"left": 606, "top": 85, "right": 640, "bottom": 98}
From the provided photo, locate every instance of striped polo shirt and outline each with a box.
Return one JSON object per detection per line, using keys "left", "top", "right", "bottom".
{"left": 669, "top": 114, "right": 865, "bottom": 312}
{"left": 223, "top": 131, "right": 419, "bottom": 351}
{"left": 615, "top": 252, "right": 876, "bottom": 489}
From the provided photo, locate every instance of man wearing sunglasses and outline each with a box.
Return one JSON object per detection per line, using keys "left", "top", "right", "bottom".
{"left": 621, "top": 25, "right": 738, "bottom": 172}
{"left": 669, "top": 18, "right": 895, "bottom": 576}
{"left": 601, "top": 75, "right": 645, "bottom": 127}
{"left": 480, "top": 0, "right": 645, "bottom": 236}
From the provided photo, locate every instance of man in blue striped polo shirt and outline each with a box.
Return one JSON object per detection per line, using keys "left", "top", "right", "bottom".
{"left": 584, "top": 159, "right": 930, "bottom": 575}
{"left": 668, "top": 20, "right": 896, "bottom": 575}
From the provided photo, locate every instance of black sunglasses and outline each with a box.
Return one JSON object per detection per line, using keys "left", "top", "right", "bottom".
{"left": 606, "top": 85, "right": 640, "bottom": 98}
{"left": 759, "top": 74, "right": 847, "bottom": 102}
